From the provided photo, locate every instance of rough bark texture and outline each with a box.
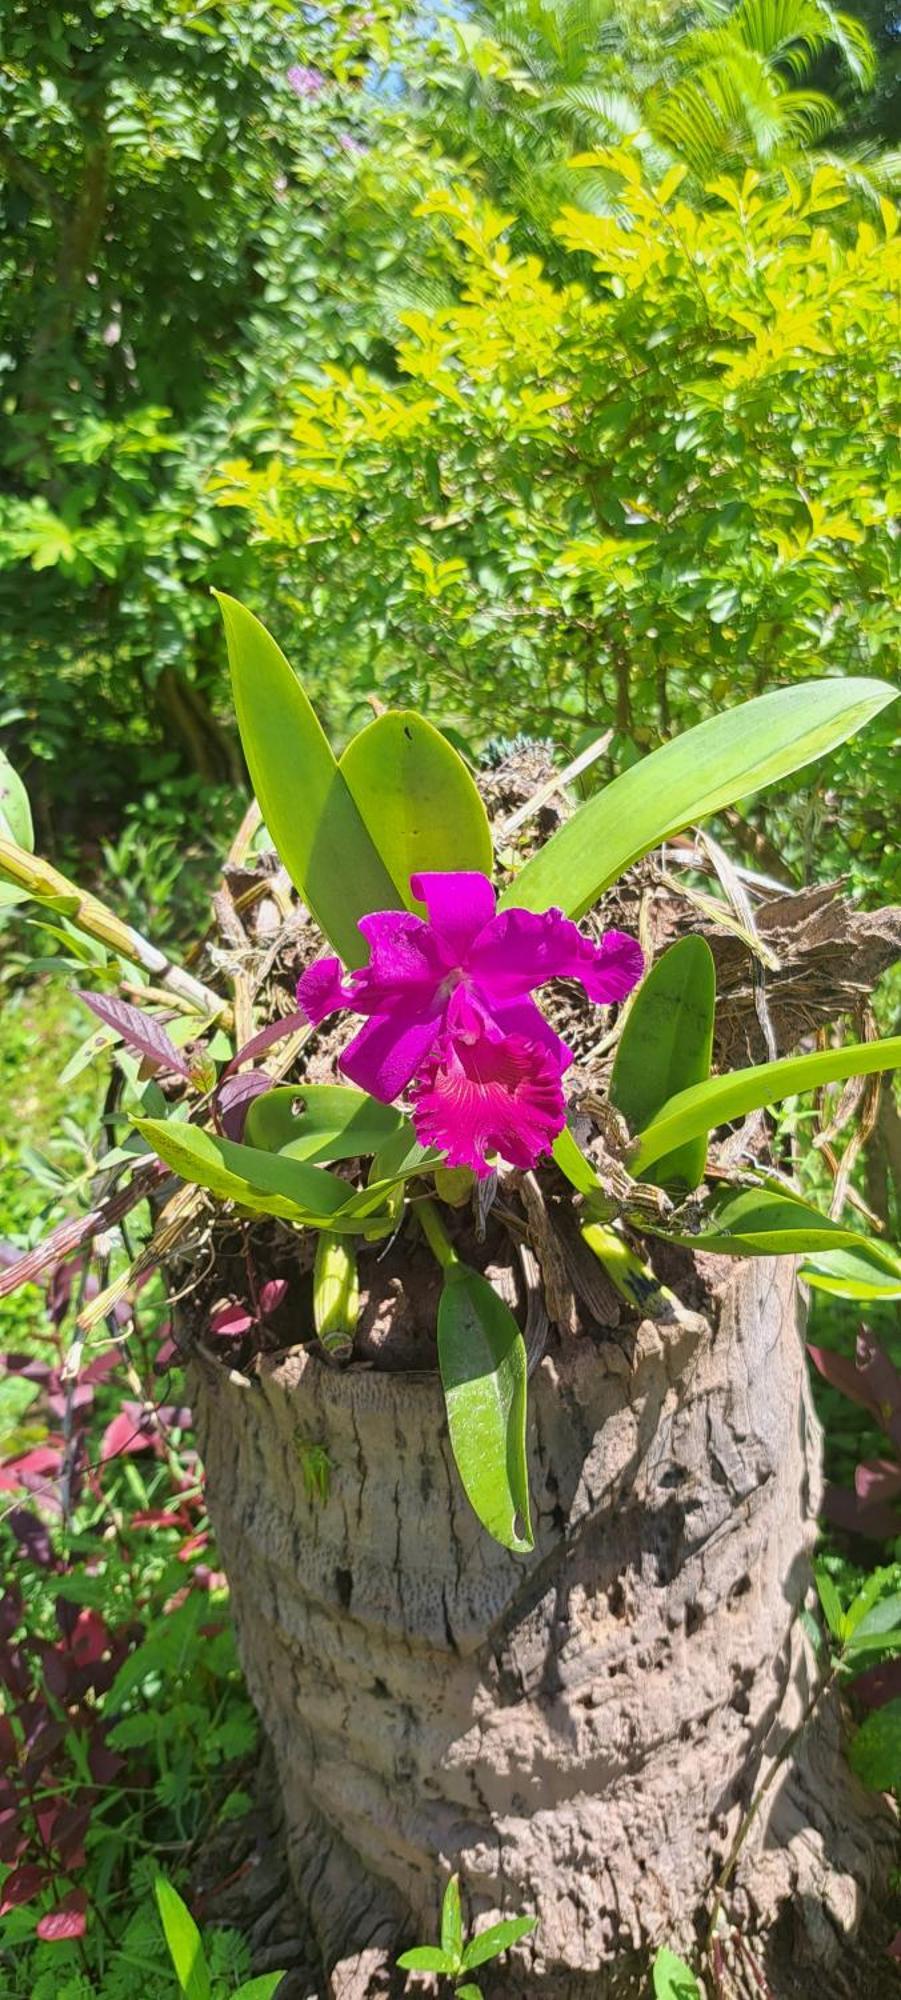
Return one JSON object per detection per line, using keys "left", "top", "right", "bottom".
{"left": 191, "top": 1255, "right": 895, "bottom": 1998}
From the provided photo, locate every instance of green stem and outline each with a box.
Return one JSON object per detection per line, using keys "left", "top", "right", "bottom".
{"left": 417, "top": 1198, "right": 460, "bottom": 1272}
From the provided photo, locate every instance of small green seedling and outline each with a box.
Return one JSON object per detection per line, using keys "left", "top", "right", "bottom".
{"left": 651, "top": 1945, "right": 702, "bottom": 1998}
{"left": 153, "top": 1873, "right": 286, "bottom": 1999}
{"left": 397, "top": 1873, "right": 537, "bottom": 1995}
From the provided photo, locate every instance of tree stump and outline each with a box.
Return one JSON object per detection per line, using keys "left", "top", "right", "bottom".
{"left": 188, "top": 1245, "right": 895, "bottom": 1999}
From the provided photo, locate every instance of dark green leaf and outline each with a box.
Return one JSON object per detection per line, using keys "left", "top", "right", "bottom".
{"left": 216, "top": 593, "right": 399, "bottom": 965}
{"left": 438, "top": 1263, "right": 533, "bottom": 1554}
{"left": 609, "top": 937, "right": 715, "bottom": 1191}
{"left": 505, "top": 679, "right": 897, "bottom": 920}
{"left": 339, "top": 711, "right": 492, "bottom": 907}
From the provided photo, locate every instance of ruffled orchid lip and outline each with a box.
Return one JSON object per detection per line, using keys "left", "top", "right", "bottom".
{"left": 296, "top": 869, "right": 643, "bottom": 1175}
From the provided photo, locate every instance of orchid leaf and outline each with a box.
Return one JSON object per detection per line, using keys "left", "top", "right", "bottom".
{"left": 552, "top": 1125, "right": 601, "bottom": 1194}
{"left": 244, "top": 1083, "right": 406, "bottom": 1163}
{"left": 800, "top": 1243, "right": 901, "bottom": 1301}
{"left": 660, "top": 1186, "right": 893, "bottom": 1258}
{"left": 131, "top": 1116, "right": 389, "bottom": 1232}
{"left": 631, "top": 1037, "right": 901, "bottom": 1175}
{"left": 339, "top": 711, "right": 492, "bottom": 908}
{"left": 504, "top": 678, "right": 897, "bottom": 919}
{"left": 438, "top": 1262, "right": 533, "bottom": 1554}
{"left": 610, "top": 937, "right": 715, "bottom": 1192}
{"left": 652, "top": 1945, "right": 702, "bottom": 1999}
{"left": 216, "top": 592, "right": 399, "bottom": 965}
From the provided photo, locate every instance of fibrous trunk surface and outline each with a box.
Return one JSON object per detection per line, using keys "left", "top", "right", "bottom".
{"left": 190, "top": 1248, "right": 894, "bottom": 1998}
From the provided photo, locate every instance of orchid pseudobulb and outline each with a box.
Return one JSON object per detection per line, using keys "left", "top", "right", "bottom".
{"left": 297, "top": 871, "right": 643, "bottom": 1177}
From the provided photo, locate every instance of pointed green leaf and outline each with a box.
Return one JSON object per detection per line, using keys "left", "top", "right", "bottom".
{"left": 154, "top": 1877, "right": 211, "bottom": 2000}
{"left": 610, "top": 938, "right": 715, "bottom": 1192}
{"left": 216, "top": 593, "right": 399, "bottom": 964}
{"left": 662, "top": 1186, "right": 892, "bottom": 1258}
{"left": 799, "top": 1243, "right": 901, "bottom": 1301}
{"left": 504, "top": 678, "right": 897, "bottom": 918}
{"left": 552, "top": 1124, "right": 601, "bottom": 1194}
{"left": 438, "top": 1263, "right": 532, "bottom": 1554}
{"left": 440, "top": 1874, "right": 464, "bottom": 1969}
{"left": 631, "top": 1037, "right": 901, "bottom": 1176}
{"left": 231, "top": 1979, "right": 288, "bottom": 2000}
{"left": 339, "top": 711, "right": 492, "bottom": 907}
{"left": 460, "top": 1916, "right": 537, "bottom": 1971}
{"left": 396, "top": 1946, "right": 457, "bottom": 1973}
{"left": 244, "top": 1084, "right": 406, "bottom": 1163}
{"left": 132, "top": 1116, "right": 366, "bottom": 1228}
{"left": 0, "top": 749, "right": 33, "bottom": 910}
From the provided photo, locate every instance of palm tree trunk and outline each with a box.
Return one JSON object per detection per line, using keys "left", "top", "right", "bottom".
{"left": 188, "top": 1248, "right": 894, "bottom": 1999}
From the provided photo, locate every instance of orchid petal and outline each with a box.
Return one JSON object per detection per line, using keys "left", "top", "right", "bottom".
{"left": 410, "top": 871, "right": 496, "bottom": 957}
{"left": 470, "top": 908, "right": 643, "bottom": 1005}
{"left": 340, "top": 1007, "right": 443, "bottom": 1103}
{"left": 354, "top": 909, "right": 450, "bottom": 1004}
{"left": 411, "top": 1024, "right": 567, "bottom": 1177}
{"left": 297, "top": 957, "right": 354, "bottom": 1025}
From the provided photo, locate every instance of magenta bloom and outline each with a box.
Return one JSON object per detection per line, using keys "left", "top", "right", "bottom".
{"left": 297, "top": 872, "right": 642, "bottom": 1177}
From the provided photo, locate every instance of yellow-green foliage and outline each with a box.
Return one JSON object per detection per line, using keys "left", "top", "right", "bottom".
{"left": 216, "top": 155, "right": 897, "bottom": 734}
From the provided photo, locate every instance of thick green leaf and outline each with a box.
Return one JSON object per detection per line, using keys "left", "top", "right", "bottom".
{"left": 848, "top": 1698, "right": 901, "bottom": 1791}
{"left": 662, "top": 1186, "right": 889, "bottom": 1258}
{"left": 232, "top": 1979, "right": 288, "bottom": 2000}
{"left": 132, "top": 1116, "right": 368, "bottom": 1228}
{"left": 651, "top": 1945, "right": 701, "bottom": 1999}
{"left": 504, "top": 678, "right": 897, "bottom": 919}
{"left": 440, "top": 1874, "right": 464, "bottom": 1968}
{"left": 216, "top": 592, "right": 399, "bottom": 965}
{"left": 339, "top": 710, "right": 492, "bottom": 907}
{"left": 154, "top": 1876, "right": 211, "bottom": 2000}
{"left": 0, "top": 748, "right": 33, "bottom": 910}
{"left": 800, "top": 1244, "right": 901, "bottom": 1301}
{"left": 395, "top": 1945, "right": 456, "bottom": 1973}
{"left": 438, "top": 1262, "right": 533, "bottom": 1554}
{"left": 244, "top": 1083, "right": 405, "bottom": 1163}
{"left": 461, "top": 1916, "right": 538, "bottom": 1971}
{"left": 552, "top": 1124, "right": 601, "bottom": 1194}
{"left": 631, "top": 1037, "right": 901, "bottom": 1176}
{"left": 609, "top": 937, "right": 715, "bottom": 1192}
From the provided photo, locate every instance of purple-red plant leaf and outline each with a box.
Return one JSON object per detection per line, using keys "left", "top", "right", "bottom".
{"left": 221, "top": 1009, "right": 309, "bottom": 1077}
{"left": 849, "top": 1657, "right": 901, "bottom": 1711}
{"left": 77, "top": 989, "right": 191, "bottom": 1078}
{"left": 36, "top": 1889, "right": 88, "bottom": 1941}
{"left": 217, "top": 1069, "right": 271, "bottom": 1140}
{"left": 1, "top": 1863, "right": 48, "bottom": 1912}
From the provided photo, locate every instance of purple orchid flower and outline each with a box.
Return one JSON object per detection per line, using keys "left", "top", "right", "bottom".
{"left": 297, "top": 871, "right": 642, "bottom": 1178}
